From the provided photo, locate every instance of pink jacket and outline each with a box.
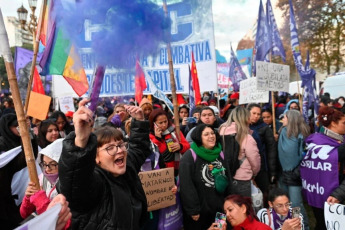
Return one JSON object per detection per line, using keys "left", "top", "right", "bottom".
{"left": 219, "top": 123, "right": 260, "bottom": 180}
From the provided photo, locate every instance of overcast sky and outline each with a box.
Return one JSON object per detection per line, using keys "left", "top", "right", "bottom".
{"left": 0, "top": 0, "right": 282, "bottom": 61}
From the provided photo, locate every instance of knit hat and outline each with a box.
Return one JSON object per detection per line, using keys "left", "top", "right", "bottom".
{"left": 230, "top": 92, "right": 239, "bottom": 99}
{"left": 139, "top": 98, "right": 152, "bottom": 108}
{"left": 209, "top": 106, "right": 219, "bottom": 116}
{"left": 39, "top": 138, "right": 64, "bottom": 162}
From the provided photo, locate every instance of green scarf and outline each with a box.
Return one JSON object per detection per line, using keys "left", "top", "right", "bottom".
{"left": 191, "top": 142, "right": 222, "bottom": 162}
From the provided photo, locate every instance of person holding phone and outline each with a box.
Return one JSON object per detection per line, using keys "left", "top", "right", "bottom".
{"left": 257, "top": 187, "right": 304, "bottom": 230}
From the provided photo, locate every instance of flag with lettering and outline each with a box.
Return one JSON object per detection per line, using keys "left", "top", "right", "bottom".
{"left": 191, "top": 52, "right": 201, "bottom": 105}
{"left": 135, "top": 60, "right": 147, "bottom": 104}
{"left": 253, "top": 0, "right": 272, "bottom": 75}
{"left": 289, "top": 0, "right": 319, "bottom": 124}
{"left": 266, "top": 0, "right": 286, "bottom": 61}
{"left": 229, "top": 45, "right": 247, "bottom": 92}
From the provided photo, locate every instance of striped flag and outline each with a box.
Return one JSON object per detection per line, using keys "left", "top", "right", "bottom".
{"left": 188, "top": 64, "right": 195, "bottom": 116}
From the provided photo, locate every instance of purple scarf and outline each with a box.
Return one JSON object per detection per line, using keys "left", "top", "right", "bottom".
{"left": 43, "top": 171, "right": 59, "bottom": 185}
{"left": 271, "top": 208, "right": 292, "bottom": 229}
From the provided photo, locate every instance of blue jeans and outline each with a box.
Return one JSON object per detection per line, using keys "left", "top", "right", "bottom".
{"left": 279, "top": 179, "right": 309, "bottom": 230}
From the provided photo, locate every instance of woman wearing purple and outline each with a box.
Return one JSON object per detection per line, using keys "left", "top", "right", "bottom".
{"left": 300, "top": 106, "right": 345, "bottom": 230}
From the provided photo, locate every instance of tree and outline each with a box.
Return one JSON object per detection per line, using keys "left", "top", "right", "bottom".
{"left": 277, "top": 0, "right": 345, "bottom": 75}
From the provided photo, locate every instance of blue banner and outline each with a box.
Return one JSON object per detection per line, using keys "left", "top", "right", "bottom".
{"left": 236, "top": 48, "right": 253, "bottom": 77}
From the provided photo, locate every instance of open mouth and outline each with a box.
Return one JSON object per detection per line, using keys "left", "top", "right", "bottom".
{"left": 114, "top": 156, "right": 124, "bottom": 165}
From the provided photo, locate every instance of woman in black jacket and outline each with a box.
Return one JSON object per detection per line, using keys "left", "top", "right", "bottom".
{"left": 58, "top": 99, "right": 151, "bottom": 229}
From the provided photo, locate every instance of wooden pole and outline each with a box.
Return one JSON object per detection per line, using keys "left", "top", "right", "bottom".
{"left": 163, "top": 0, "right": 180, "bottom": 141}
{"left": 269, "top": 55, "right": 276, "bottom": 136}
{"left": 295, "top": 68, "right": 303, "bottom": 113}
{"left": 24, "top": 0, "right": 47, "bottom": 113}
{"left": 0, "top": 9, "right": 39, "bottom": 189}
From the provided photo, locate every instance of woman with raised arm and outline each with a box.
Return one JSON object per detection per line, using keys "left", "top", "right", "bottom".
{"left": 58, "top": 99, "right": 151, "bottom": 229}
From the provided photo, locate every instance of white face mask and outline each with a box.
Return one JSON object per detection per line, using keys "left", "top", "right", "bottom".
{"left": 338, "top": 99, "right": 345, "bottom": 107}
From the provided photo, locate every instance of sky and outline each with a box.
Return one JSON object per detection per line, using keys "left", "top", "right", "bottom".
{"left": 0, "top": 0, "right": 282, "bottom": 61}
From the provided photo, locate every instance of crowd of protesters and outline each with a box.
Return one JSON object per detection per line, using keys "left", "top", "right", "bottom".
{"left": 1, "top": 90, "right": 345, "bottom": 230}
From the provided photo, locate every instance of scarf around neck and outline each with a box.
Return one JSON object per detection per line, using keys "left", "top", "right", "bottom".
{"left": 43, "top": 171, "right": 59, "bottom": 185}
{"left": 271, "top": 208, "right": 292, "bottom": 229}
{"left": 191, "top": 142, "right": 222, "bottom": 162}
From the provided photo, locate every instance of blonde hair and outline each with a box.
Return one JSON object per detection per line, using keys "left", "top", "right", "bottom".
{"left": 220, "top": 107, "right": 250, "bottom": 148}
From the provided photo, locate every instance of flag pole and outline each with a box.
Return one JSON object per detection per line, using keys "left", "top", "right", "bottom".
{"left": 0, "top": 9, "right": 40, "bottom": 189}
{"left": 163, "top": 0, "right": 180, "bottom": 141}
{"left": 24, "top": 0, "right": 47, "bottom": 113}
{"left": 269, "top": 54, "right": 276, "bottom": 136}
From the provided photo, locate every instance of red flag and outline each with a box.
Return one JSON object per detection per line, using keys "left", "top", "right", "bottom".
{"left": 32, "top": 66, "right": 45, "bottom": 94}
{"left": 135, "top": 60, "right": 147, "bottom": 104}
{"left": 177, "top": 94, "right": 186, "bottom": 105}
{"left": 191, "top": 52, "right": 201, "bottom": 105}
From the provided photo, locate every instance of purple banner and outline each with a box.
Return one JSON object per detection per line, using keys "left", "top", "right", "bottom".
{"left": 300, "top": 133, "right": 340, "bottom": 208}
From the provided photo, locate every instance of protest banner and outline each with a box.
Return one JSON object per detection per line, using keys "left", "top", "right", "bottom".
{"left": 58, "top": 96, "right": 75, "bottom": 114}
{"left": 27, "top": 91, "right": 51, "bottom": 121}
{"left": 217, "top": 63, "right": 231, "bottom": 90}
{"left": 139, "top": 168, "right": 176, "bottom": 211}
{"left": 256, "top": 61, "right": 290, "bottom": 92}
{"left": 52, "top": 0, "right": 217, "bottom": 98}
{"left": 239, "top": 77, "right": 269, "bottom": 105}
{"left": 324, "top": 202, "right": 345, "bottom": 230}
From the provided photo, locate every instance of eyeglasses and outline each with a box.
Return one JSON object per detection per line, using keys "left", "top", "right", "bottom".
{"left": 274, "top": 202, "right": 292, "bottom": 209}
{"left": 39, "top": 162, "right": 58, "bottom": 170}
{"left": 101, "top": 142, "right": 128, "bottom": 156}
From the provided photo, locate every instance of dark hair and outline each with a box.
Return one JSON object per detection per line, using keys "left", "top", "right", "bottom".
{"left": 148, "top": 109, "right": 172, "bottom": 132}
{"left": 318, "top": 106, "right": 344, "bottom": 128}
{"left": 289, "top": 101, "right": 300, "bottom": 110}
{"left": 38, "top": 119, "right": 59, "bottom": 148}
{"left": 191, "top": 124, "right": 220, "bottom": 147}
{"left": 94, "top": 126, "right": 124, "bottom": 148}
{"left": 320, "top": 96, "right": 331, "bottom": 106}
{"left": 247, "top": 103, "right": 261, "bottom": 112}
{"left": 268, "top": 187, "right": 290, "bottom": 203}
{"left": 49, "top": 111, "right": 73, "bottom": 133}
{"left": 178, "top": 104, "right": 189, "bottom": 113}
{"left": 191, "top": 107, "right": 202, "bottom": 116}
{"left": 261, "top": 108, "right": 272, "bottom": 115}
{"left": 224, "top": 195, "right": 258, "bottom": 222}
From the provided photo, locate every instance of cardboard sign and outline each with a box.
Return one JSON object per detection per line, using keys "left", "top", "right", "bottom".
{"left": 27, "top": 91, "right": 51, "bottom": 120}
{"left": 324, "top": 202, "right": 345, "bottom": 230}
{"left": 256, "top": 61, "right": 290, "bottom": 92}
{"left": 239, "top": 78, "right": 269, "bottom": 105}
{"left": 139, "top": 168, "right": 175, "bottom": 211}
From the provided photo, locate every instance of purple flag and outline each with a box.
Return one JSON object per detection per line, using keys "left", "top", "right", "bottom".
{"left": 229, "top": 45, "right": 247, "bottom": 92}
{"left": 253, "top": 0, "right": 272, "bottom": 75}
{"left": 266, "top": 0, "right": 286, "bottom": 61}
{"left": 300, "top": 133, "right": 341, "bottom": 208}
{"left": 289, "top": 0, "right": 319, "bottom": 124}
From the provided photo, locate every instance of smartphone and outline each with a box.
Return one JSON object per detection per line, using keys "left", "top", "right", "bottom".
{"left": 291, "top": 207, "right": 300, "bottom": 218}
{"left": 215, "top": 212, "right": 226, "bottom": 228}
{"left": 186, "top": 117, "right": 197, "bottom": 123}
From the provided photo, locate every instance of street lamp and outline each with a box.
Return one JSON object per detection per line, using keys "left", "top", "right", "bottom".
{"left": 17, "top": 0, "right": 38, "bottom": 33}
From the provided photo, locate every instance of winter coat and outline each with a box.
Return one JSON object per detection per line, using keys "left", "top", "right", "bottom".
{"left": 219, "top": 123, "right": 260, "bottom": 180}
{"left": 149, "top": 127, "right": 190, "bottom": 169}
{"left": 0, "top": 114, "right": 21, "bottom": 152}
{"left": 58, "top": 119, "right": 151, "bottom": 229}
{"left": 250, "top": 120, "right": 278, "bottom": 178}
{"left": 232, "top": 217, "right": 271, "bottom": 230}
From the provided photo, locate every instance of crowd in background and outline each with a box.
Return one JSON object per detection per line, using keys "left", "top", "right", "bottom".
{"left": 0, "top": 90, "right": 345, "bottom": 230}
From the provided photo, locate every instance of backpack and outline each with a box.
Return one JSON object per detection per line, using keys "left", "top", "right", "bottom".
{"left": 221, "top": 134, "right": 240, "bottom": 177}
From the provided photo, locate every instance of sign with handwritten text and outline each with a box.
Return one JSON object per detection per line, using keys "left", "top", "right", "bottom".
{"left": 239, "top": 77, "right": 269, "bottom": 105}
{"left": 256, "top": 61, "right": 290, "bottom": 92}
{"left": 139, "top": 168, "right": 175, "bottom": 211}
{"left": 324, "top": 202, "right": 345, "bottom": 230}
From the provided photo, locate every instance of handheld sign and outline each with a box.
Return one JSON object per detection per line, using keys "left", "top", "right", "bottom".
{"left": 27, "top": 91, "right": 52, "bottom": 121}
{"left": 239, "top": 78, "right": 269, "bottom": 105}
{"left": 256, "top": 61, "right": 290, "bottom": 92}
{"left": 324, "top": 202, "right": 345, "bottom": 230}
{"left": 139, "top": 168, "right": 175, "bottom": 211}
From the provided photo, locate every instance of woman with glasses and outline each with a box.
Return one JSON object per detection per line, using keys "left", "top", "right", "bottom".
{"left": 20, "top": 139, "right": 65, "bottom": 220}
{"left": 58, "top": 99, "right": 151, "bottom": 229}
{"left": 257, "top": 187, "right": 304, "bottom": 230}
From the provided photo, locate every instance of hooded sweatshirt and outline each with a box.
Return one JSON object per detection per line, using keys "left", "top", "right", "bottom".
{"left": 0, "top": 114, "right": 21, "bottom": 152}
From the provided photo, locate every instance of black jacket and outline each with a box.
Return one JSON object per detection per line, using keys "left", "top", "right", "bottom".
{"left": 331, "top": 144, "right": 345, "bottom": 202}
{"left": 250, "top": 120, "right": 278, "bottom": 177}
{"left": 58, "top": 119, "right": 150, "bottom": 229}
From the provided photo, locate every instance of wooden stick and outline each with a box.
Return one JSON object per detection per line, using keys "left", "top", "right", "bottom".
{"left": 24, "top": 0, "right": 47, "bottom": 113}
{"left": 163, "top": 0, "right": 180, "bottom": 141}
{"left": 0, "top": 9, "right": 39, "bottom": 189}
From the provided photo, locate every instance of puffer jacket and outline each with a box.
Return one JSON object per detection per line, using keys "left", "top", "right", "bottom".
{"left": 250, "top": 120, "right": 278, "bottom": 178}
{"left": 58, "top": 119, "right": 150, "bottom": 230}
